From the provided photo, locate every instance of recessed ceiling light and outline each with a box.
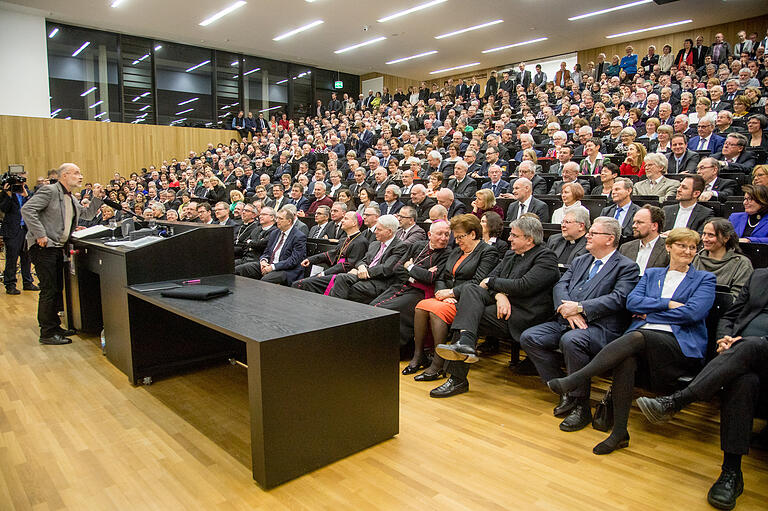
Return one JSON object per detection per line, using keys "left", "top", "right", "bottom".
{"left": 243, "top": 67, "right": 260, "bottom": 76}
{"left": 569, "top": 0, "right": 652, "bottom": 21}
{"left": 377, "top": 0, "right": 447, "bottom": 23}
{"left": 434, "top": 19, "right": 503, "bottom": 39}
{"left": 80, "top": 86, "right": 97, "bottom": 97}
{"left": 178, "top": 97, "right": 199, "bottom": 106}
{"left": 386, "top": 50, "right": 438, "bottom": 65}
{"left": 606, "top": 19, "right": 692, "bottom": 38}
{"left": 199, "top": 1, "right": 247, "bottom": 27}
{"left": 185, "top": 60, "right": 211, "bottom": 72}
{"left": 429, "top": 62, "right": 480, "bottom": 75}
{"left": 334, "top": 36, "right": 386, "bottom": 54}
{"left": 481, "top": 37, "right": 548, "bottom": 53}
{"left": 48, "top": 27, "right": 59, "bottom": 38}
{"left": 273, "top": 20, "right": 324, "bottom": 41}
{"left": 72, "top": 41, "right": 90, "bottom": 57}
{"left": 89, "top": 100, "right": 103, "bottom": 108}
{"left": 110, "top": 0, "right": 125, "bottom": 7}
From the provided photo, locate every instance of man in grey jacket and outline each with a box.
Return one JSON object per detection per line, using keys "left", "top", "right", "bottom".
{"left": 21, "top": 163, "right": 103, "bottom": 345}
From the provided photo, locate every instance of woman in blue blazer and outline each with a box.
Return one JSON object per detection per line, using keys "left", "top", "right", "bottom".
{"left": 729, "top": 184, "right": 768, "bottom": 243}
{"left": 548, "top": 228, "right": 716, "bottom": 455}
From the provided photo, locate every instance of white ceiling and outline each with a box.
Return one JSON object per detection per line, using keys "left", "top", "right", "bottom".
{"left": 5, "top": 0, "right": 768, "bottom": 80}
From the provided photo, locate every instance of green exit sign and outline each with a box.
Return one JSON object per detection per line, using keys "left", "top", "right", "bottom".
{"left": 334, "top": 81, "right": 344, "bottom": 89}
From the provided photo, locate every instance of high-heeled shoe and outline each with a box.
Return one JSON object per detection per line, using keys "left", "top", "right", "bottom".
{"left": 592, "top": 433, "right": 630, "bottom": 455}
{"left": 414, "top": 369, "right": 446, "bottom": 382}
{"left": 401, "top": 355, "right": 431, "bottom": 375}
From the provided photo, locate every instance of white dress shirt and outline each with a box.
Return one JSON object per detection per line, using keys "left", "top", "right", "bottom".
{"left": 635, "top": 236, "right": 660, "bottom": 275}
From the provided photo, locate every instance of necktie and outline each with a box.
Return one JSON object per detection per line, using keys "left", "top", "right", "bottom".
{"left": 398, "top": 229, "right": 406, "bottom": 240}
{"left": 518, "top": 203, "right": 525, "bottom": 219}
{"left": 614, "top": 206, "right": 623, "bottom": 220}
{"left": 587, "top": 260, "right": 603, "bottom": 281}
{"left": 370, "top": 243, "right": 387, "bottom": 267}
{"left": 697, "top": 138, "right": 706, "bottom": 150}
{"left": 270, "top": 232, "right": 286, "bottom": 263}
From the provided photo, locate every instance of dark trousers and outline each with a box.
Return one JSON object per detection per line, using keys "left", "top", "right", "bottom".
{"left": 371, "top": 285, "right": 425, "bottom": 346}
{"left": 519, "top": 319, "right": 612, "bottom": 399}
{"left": 448, "top": 284, "right": 511, "bottom": 379}
{"left": 234, "top": 261, "right": 290, "bottom": 285}
{"left": 28, "top": 245, "right": 63, "bottom": 337}
{"left": 328, "top": 273, "right": 388, "bottom": 303}
{"left": 3, "top": 228, "right": 33, "bottom": 289}
{"left": 292, "top": 274, "right": 334, "bottom": 294}
{"left": 687, "top": 337, "right": 768, "bottom": 455}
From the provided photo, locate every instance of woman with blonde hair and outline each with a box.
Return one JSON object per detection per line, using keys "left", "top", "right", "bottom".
{"left": 620, "top": 142, "right": 647, "bottom": 176}
{"left": 471, "top": 189, "right": 504, "bottom": 220}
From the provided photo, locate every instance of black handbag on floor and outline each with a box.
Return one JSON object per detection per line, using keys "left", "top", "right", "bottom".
{"left": 592, "top": 389, "right": 614, "bottom": 432}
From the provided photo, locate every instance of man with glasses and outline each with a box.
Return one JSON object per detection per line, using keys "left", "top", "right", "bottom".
{"left": 546, "top": 209, "right": 589, "bottom": 266}
{"left": 712, "top": 133, "right": 757, "bottom": 174}
{"left": 213, "top": 201, "right": 235, "bottom": 226}
{"left": 394, "top": 206, "right": 426, "bottom": 244}
{"left": 688, "top": 117, "right": 725, "bottom": 153}
{"left": 234, "top": 203, "right": 260, "bottom": 257}
{"left": 519, "top": 217, "right": 640, "bottom": 432}
{"left": 697, "top": 157, "right": 739, "bottom": 202}
{"left": 308, "top": 205, "right": 331, "bottom": 238}
{"left": 234, "top": 206, "right": 277, "bottom": 272}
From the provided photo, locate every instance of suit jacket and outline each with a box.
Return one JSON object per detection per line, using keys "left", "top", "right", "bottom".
{"left": 549, "top": 178, "right": 592, "bottom": 195}
{"left": 554, "top": 251, "right": 641, "bottom": 344}
{"left": 21, "top": 183, "right": 102, "bottom": 247}
{"left": 386, "top": 240, "right": 451, "bottom": 292}
{"left": 309, "top": 222, "right": 331, "bottom": 239}
{"left": 618, "top": 237, "right": 670, "bottom": 272}
{"left": 379, "top": 200, "right": 405, "bottom": 216}
{"left": 693, "top": 45, "right": 709, "bottom": 69}
{"left": 706, "top": 176, "right": 740, "bottom": 201}
{"left": 729, "top": 212, "right": 768, "bottom": 243}
{"left": 358, "top": 237, "right": 408, "bottom": 282}
{"left": 712, "top": 150, "right": 757, "bottom": 174}
{"left": 688, "top": 134, "right": 725, "bottom": 154}
{"left": 307, "top": 231, "right": 369, "bottom": 275}
{"left": 395, "top": 224, "right": 427, "bottom": 244}
{"left": 717, "top": 268, "right": 768, "bottom": 338}
{"left": 484, "top": 244, "right": 562, "bottom": 340}
{"left": 481, "top": 179, "right": 511, "bottom": 197}
{"left": 291, "top": 196, "right": 310, "bottom": 212}
{"left": 324, "top": 221, "right": 344, "bottom": 241}
{"left": 435, "top": 242, "right": 499, "bottom": 297}
{"left": 667, "top": 150, "right": 700, "bottom": 174}
{"left": 554, "top": 69, "right": 571, "bottom": 87}
{"left": 510, "top": 175, "right": 548, "bottom": 195}
{"left": 600, "top": 202, "right": 641, "bottom": 238}
{"left": 266, "top": 196, "right": 289, "bottom": 211}
{"left": 516, "top": 70, "right": 532, "bottom": 90}
{"left": 411, "top": 197, "right": 436, "bottom": 222}
{"left": 506, "top": 197, "right": 550, "bottom": 223}
{"left": 447, "top": 199, "right": 467, "bottom": 218}
{"left": 0, "top": 190, "right": 31, "bottom": 238}
{"left": 662, "top": 203, "right": 714, "bottom": 233}
{"left": 259, "top": 226, "right": 307, "bottom": 284}
{"left": 447, "top": 177, "right": 478, "bottom": 198}
{"left": 234, "top": 220, "right": 261, "bottom": 256}
{"left": 546, "top": 234, "right": 587, "bottom": 265}
{"left": 626, "top": 266, "right": 716, "bottom": 358}
{"left": 632, "top": 176, "right": 680, "bottom": 200}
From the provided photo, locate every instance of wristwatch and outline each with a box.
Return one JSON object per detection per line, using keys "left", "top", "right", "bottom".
{"left": 577, "top": 303, "right": 584, "bottom": 314}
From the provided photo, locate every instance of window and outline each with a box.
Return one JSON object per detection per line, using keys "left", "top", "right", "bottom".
{"left": 155, "top": 42, "right": 213, "bottom": 127}
{"left": 243, "top": 57, "right": 287, "bottom": 122}
{"left": 290, "top": 65, "right": 312, "bottom": 119}
{"left": 121, "top": 35, "right": 156, "bottom": 125}
{"left": 216, "top": 51, "right": 241, "bottom": 130}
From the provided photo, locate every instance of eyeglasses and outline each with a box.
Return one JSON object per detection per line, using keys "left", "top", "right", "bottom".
{"left": 454, "top": 233, "right": 471, "bottom": 241}
{"left": 671, "top": 242, "right": 698, "bottom": 252}
{"left": 561, "top": 220, "right": 582, "bottom": 225}
{"left": 586, "top": 231, "right": 613, "bottom": 237}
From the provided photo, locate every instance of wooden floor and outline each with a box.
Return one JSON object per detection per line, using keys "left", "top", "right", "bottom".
{"left": 1, "top": 290, "right": 767, "bottom": 510}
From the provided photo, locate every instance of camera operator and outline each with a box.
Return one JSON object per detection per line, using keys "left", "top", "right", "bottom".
{"left": 21, "top": 163, "right": 103, "bottom": 345}
{"left": 0, "top": 171, "right": 37, "bottom": 295}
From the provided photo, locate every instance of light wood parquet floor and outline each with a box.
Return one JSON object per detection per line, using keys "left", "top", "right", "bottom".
{"left": 1, "top": 289, "right": 767, "bottom": 510}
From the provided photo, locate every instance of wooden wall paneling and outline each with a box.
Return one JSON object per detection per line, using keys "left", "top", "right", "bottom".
{"left": 0, "top": 115, "right": 239, "bottom": 185}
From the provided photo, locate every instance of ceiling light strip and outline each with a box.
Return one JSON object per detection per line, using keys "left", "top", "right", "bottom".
{"left": 273, "top": 20, "right": 324, "bottom": 41}
{"left": 80, "top": 87, "right": 97, "bottom": 97}
{"left": 569, "top": 0, "right": 652, "bottom": 21}
{"left": 334, "top": 36, "right": 386, "bottom": 54}
{"left": 386, "top": 50, "right": 438, "bottom": 65}
{"left": 606, "top": 19, "right": 693, "bottom": 39}
{"left": 72, "top": 41, "right": 90, "bottom": 57}
{"left": 378, "top": 0, "right": 447, "bottom": 23}
{"left": 199, "top": 1, "right": 247, "bottom": 27}
{"left": 48, "top": 28, "right": 59, "bottom": 38}
{"left": 434, "top": 19, "right": 503, "bottom": 39}
{"left": 178, "top": 97, "right": 199, "bottom": 106}
{"left": 481, "top": 37, "right": 548, "bottom": 53}
{"left": 185, "top": 60, "right": 211, "bottom": 72}
{"left": 429, "top": 62, "right": 480, "bottom": 75}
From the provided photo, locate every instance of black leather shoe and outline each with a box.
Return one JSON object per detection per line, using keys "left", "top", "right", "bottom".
{"left": 435, "top": 343, "right": 478, "bottom": 363}
{"left": 414, "top": 370, "right": 445, "bottom": 382}
{"left": 707, "top": 469, "right": 743, "bottom": 510}
{"left": 636, "top": 395, "right": 679, "bottom": 424}
{"left": 429, "top": 377, "right": 469, "bottom": 398}
{"left": 55, "top": 327, "right": 77, "bottom": 337}
{"left": 39, "top": 334, "right": 72, "bottom": 345}
{"left": 559, "top": 402, "right": 592, "bottom": 432}
{"left": 23, "top": 284, "right": 40, "bottom": 291}
{"left": 553, "top": 394, "right": 578, "bottom": 418}
{"left": 6, "top": 287, "right": 20, "bottom": 295}
{"left": 593, "top": 433, "right": 630, "bottom": 455}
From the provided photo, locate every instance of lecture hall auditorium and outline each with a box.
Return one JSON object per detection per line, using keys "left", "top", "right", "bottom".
{"left": 2, "top": 0, "right": 768, "bottom": 509}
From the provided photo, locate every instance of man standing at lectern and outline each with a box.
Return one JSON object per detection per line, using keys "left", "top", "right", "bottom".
{"left": 21, "top": 163, "right": 103, "bottom": 345}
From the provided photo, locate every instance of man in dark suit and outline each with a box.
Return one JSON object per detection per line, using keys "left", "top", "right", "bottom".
{"left": 693, "top": 35, "right": 710, "bottom": 69}
{"left": 233, "top": 202, "right": 261, "bottom": 257}
{"left": 212, "top": 201, "right": 237, "bottom": 227}
{"left": 371, "top": 222, "right": 452, "bottom": 351}
{"left": 668, "top": 133, "right": 701, "bottom": 174}
{"left": 504, "top": 177, "right": 550, "bottom": 222}
{"left": 712, "top": 133, "right": 757, "bottom": 175}
{"left": 636, "top": 269, "right": 768, "bottom": 511}
{"left": 379, "top": 185, "right": 405, "bottom": 217}
{"left": 235, "top": 205, "right": 275, "bottom": 265}
{"left": 1, "top": 175, "right": 36, "bottom": 294}
{"left": 480, "top": 165, "right": 510, "bottom": 197}
{"left": 434, "top": 216, "right": 561, "bottom": 397}
{"left": 329, "top": 215, "right": 408, "bottom": 303}
{"left": 239, "top": 208, "right": 306, "bottom": 285}
{"left": 519, "top": 217, "right": 641, "bottom": 431}
{"left": 662, "top": 175, "right": 714, "bottom": 233}
{"left": 446, "top": 160, "right": 477, "bottom": 198}
{"left": 307, "top": 205, "right": 331, "bottom": 238}
{"left": 697, "top": 157, "right": 740, "bottom": 202}
{"left": 601, "top": 178, "right": 641, "bottom": 239}
{"left": 394, "top": 206, "right": 427, "bottom": 244}
{"left": 408, "top": 185, "right": 437, "bottom": 222}
{"left": 515, "top": 63, "right": 532, "bottom": 90}
{"left": 498, "top": 72, "right": 514, "bottom": 94}
{"left": 21, "top": 164, "right": 103, "bottom": 344}
{"left": 546, "top": 209, "right": 589, "bottom": 266}
{"left": 618, "top": 205, "right": 670, "bottom": 274}
{"left": 550, "top": 162, "right": 592, "bottom": 195}
{"left": 435, "top": 188, "right": 467, "bottom": 219}
{"left": 514, "top": 162, "right": 549, "bottom": 196}
{"left": 455, "top": 79, "right": 468, "bottom": 101}
{"left": 292, "top": 212, "right": 369, "bottom": 293}
{"left": 688, "top": 117, "right": 725, "bottom": 154}
{"left": 288, "top": 184, "right": 310, "bottom": 214}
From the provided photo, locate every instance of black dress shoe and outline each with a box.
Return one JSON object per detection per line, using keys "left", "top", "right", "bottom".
{"left": 39, "top": 334, "right": 72, "bottom": 345}
{"left": 429, "top": 377, "right": 469, "bottom": 398}
{"left": 593, "top": 433, "right": 630, "bottom": 455}
{"left": 553, "top": 394, "right": 578, "bottom": 418}
{"left": 55, "top": 327, "right": 77, "bottom": 337}
{"left": 414, "top": 370, "right": 446, "bottom": 382}
{"left": 6, "top": 287, "right": 20, "bottom": 295}
{"left": 559, "top": 402, "right": 592, "bottom": 432}
{"left": 636, "top": 395, "right": 679, "bottom": 424}
{"left": 707, "top": 469, "right": 743, "bottom": 510}
{"left": 23, "top": 284, "right": 40, "bottom": 291}
{"left": 435, "top": 343, "right": 478, "bottom": 363}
